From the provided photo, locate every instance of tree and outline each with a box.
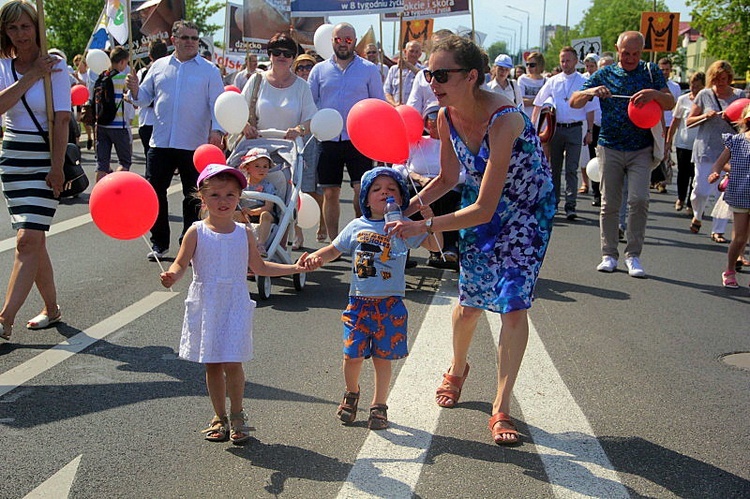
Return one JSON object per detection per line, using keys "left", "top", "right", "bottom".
{"left": 688, "top": 0, "right": 749, "bottom": 76}
{"left": 185, "top": 0, "right": 223, "bottom": 37}
{"left": 486, "top": 41, "right": 509, "bottom": 63}
{"left": 45, "top": 0, "right": 103, "bottom": 59}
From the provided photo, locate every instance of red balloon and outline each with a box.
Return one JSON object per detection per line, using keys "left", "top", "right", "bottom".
{"left": 90, "top": 172, "right": 158, "bottom": 240}
{"left": 224, "top": 85, "right": 241, "bottom": 93}
{"left": 193, "top": 144, "right": 226, "bottom": 172}
{"left": 395, "top": 105, "right": 424, "bottom": 144}
{"left": 70, "top": 84, "right": 89, "bottom": 106}
{"left": 627, "top": 100, "right": 662, "bottom": 129}
{"left": 347, "top": 99, "right": 409, "bottom": 163}
{"left": 724, "top": 98, "right": 750, "bottom": 123}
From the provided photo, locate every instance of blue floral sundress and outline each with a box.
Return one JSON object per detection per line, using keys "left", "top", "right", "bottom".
{"left": 447, "top": 105, "right": 555, "bottom": 313}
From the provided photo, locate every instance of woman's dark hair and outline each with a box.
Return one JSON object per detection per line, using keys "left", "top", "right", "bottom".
{"left": 268, "top": 32, "right": 299, "bottom": 55}
{"left": 432, "top": 35, "right": 485, "bottom": 88}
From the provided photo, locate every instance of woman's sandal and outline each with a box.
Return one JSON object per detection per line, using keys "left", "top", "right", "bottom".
{"left": 202, "top": 415, "right": 229, "bottom": 442}
{"left": 368, "top": 404, "right": 388, "bottom": 430}
{"left": 435, "top": 363, "right": 470, "bottom": 408}
{"left": 229, "top": 410, "right": 251, "bottom": 445}
{"left": 0, "top": 322, "right": 12, "bottom": 342}
{"left": 489, "top": 412, "right": 520, "bottom": 446}
{"left": 722, "top": 271, "right": 739, "bottom": 289}
{"left": 336, "top": 387, "right": 360, "bottom": 424}
{"left": 689, "top": 220, "right": 702, "bottom": 234}
{"left": 26, "top": 305, "right": 61, "bottom": 330}
{"left": 711, "top": 233, "right": 728, "bottom": 244}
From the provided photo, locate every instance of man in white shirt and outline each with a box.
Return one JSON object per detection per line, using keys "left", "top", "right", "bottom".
{"left": 405, "top": 29, "right": 453, "bottom": 115}
{"left": 126, "top": 20, "right": 225, "bottom": 260}
{"left": 364, "top": 43, "right": 388, "bottom": 81}
{"left": 533, "top": 46, "right": 596, "bottom": 220}
{"left": 233, "top": 52, "right": 259, "bottom": 91}
{"left": 651, "top": 57, "right": 683, "bottom": 193}
{"left": 384, "top": 41, "right": 423, "bottom": 106}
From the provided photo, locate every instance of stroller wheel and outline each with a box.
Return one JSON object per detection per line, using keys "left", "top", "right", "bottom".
{"left": 257, "top": 275, "right": 272, "bottom": 300}
{"left": 293, "top": 272, "right": 306, "bottom": 291}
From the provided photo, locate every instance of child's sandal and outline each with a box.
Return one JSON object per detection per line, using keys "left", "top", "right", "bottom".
{"left": 336, "top": 387, "right": 360, "bottom": 424}
{"left": 229, "top": 411, "right": 251, "bottom": 445}
{"left": 202, "top": 415, "right": 229, "bottom": 442}
{"left": 367, "top": 404, "right": 388, "bottom": 430}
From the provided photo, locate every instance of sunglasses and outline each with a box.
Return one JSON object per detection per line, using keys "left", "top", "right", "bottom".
{"left": 295, "top": 64, "right": 314, "bottom": 71}
{"left": 268, "top": 48, "right": 295, "bottom": 58}
{"left": 334, "top": 36, "right": 354, "bottom": 45}
{"left": 366, "top": 51, "right": 378, "bottom": 55}
{"left": 526, "top": 62, "right": 538, "bottom": 68}
{"left": 177, "top": 35, "right": 199, "bottom": 41}
{"left": 423, "top": 68, "right": 468, "bottom": 84}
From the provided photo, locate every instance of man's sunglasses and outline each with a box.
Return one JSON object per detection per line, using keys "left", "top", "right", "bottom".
{"left": 268, "top": 48, "right": 295, "bottom": 58}
{"left": 177, "top": 35, "right": 199, "bottom": 41}
{"left": 295, "top": 64, "right": 314, "bottom": 71}
{"left": 423, "top": 68, "right": 468, "bottom": 84}
{"left": 366, "top": 51, "right": 378, "bottom": 55}
{"left": 334, "top": 36, "right": 354, "bottom": 45}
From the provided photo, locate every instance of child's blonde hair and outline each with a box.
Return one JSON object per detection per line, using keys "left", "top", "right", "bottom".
{"left": 739, "top": 102, "right": 750, "bottom": 133}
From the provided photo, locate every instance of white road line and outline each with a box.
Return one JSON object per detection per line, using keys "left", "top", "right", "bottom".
{"left": 337, "top": 286, "right": 457, "bottom": 498}
{"left": 24, "top": 455, "right": 81, "bottom": 498}
{"left": 0, "top": 184, "right": 182, "bottom": 254}
{"left": 494, "top": 320, "right": 630, "bottom": 498}
{"left": 0, "top": 291, "right": 179, "bottom": 398}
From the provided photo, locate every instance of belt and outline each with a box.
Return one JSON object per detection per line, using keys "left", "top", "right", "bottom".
{"left": 556, "top": 121, "right": 583, "bottom": 128}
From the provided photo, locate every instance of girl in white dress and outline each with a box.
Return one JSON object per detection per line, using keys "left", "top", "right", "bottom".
{"left": 160, "top": 164, "right": 312, "bottom": 444}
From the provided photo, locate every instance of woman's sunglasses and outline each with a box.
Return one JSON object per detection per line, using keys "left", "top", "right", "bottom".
{"left": 423, "top": 68, "right": 468, "bottom": 84}
{"left": 268, "top": 48, "right": 295, "bottom": 58}
{"left": 295, "top": 64, "right": 314, "bottom": 71}
{"left": 526, "top": 62, "right": 538, "bottom": 68}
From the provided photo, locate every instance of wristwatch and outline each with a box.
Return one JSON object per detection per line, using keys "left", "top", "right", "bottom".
{"left": 425, "top": 217, "right": 433, "bottom": 234}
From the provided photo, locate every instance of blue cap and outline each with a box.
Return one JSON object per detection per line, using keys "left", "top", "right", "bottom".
{"left": 359, "top": 167, "right": 410, "bottom": 219}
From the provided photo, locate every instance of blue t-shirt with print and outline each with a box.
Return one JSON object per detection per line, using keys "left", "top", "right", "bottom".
{"left": 333, "top": 217, "right": 427, "bottom": 298}
{"left": 240, "top": 179, "right": 277, "bottom": 210}
{"left": 581, "top": 61, "right": 667, "bottom": 152}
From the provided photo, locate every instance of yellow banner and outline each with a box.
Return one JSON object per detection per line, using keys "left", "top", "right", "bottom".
{"left": 640, "top": 12, "right": 680, "bottom": 52}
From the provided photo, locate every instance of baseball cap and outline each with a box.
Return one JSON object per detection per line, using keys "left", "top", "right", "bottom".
{"left": 493, "top": 54, "right": 513, "bottom": 69}
{"left": 422, "top": 103, "right": 441, "bottom": 119}
{"left": 240, "top": 147, "right": 273, "bottom": 167}
{"left": 197, "top": 164, "right": 248, "bottom": 189}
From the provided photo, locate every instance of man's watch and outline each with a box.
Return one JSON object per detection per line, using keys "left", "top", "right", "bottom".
{"left": 425, "top": 217, "right": 433, "bottom": 234}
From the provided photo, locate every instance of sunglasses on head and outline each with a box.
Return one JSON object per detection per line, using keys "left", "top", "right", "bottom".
{"left": 295, "top": 64, "right": 314, "bottom": 71}
{"left": 423, "top": 68, "right": 468, "bottom": 84}
{"left": 334, "top": 36, "right": 354, "bottom": 45}
{"left": 268, "top": 48, "right": 295, "bottom": 58}
{"left": 177, "top": 35, "right": 199, "bottom": 41}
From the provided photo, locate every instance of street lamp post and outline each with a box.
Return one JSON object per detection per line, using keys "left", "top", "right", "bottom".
{"left": 503, "top": 15, "right": 524, "bottom": 58}
{"left": 506, "top": 5, "right": 530, "bottom": 51}
{"left": 497, "top": 26, "right": 517, "bottom": 59}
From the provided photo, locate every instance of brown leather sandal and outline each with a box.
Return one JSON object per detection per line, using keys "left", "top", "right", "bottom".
{"left": 489, "top": 412, "right": 520, "bottom": 446}
{"left": 202, "top": 415, "right": 229, "bottom": 442}
{"left": 336, "top": 387, "right": 360, "bottom": 424}
{"left": 435, "top": 363, "right": 470, "bottom": 408}
{"left": 368, "top": 404, "right": 388, "bottom": 430}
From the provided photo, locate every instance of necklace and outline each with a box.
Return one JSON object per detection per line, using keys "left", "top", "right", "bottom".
{"left": 563, "top": 73, "right": 578, "bottom": 102}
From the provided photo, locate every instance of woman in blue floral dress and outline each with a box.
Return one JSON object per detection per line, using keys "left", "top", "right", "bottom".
{"left": 391, "top": 35, "right": 555, "bottom": 445}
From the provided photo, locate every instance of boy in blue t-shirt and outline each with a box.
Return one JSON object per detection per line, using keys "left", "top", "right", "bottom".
{"left": 304, "top": 167, "right": 441, "bottom": 430}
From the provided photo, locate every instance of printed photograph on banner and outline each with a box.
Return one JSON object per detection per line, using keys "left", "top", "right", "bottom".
{"left": 235, "top": 0, "right": 324, "bottom": 52}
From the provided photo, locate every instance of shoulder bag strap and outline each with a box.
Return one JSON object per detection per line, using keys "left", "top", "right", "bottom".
{"left": 11, "top": 60, "right": 49, "bottom": 146}
{"left": 247, "top": 72, "right": 262, "bottom": 128}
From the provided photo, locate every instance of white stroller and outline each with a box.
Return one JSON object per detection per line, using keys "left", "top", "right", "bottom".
{"left": 227, "top": 131, "right": 306, "bottom": 300}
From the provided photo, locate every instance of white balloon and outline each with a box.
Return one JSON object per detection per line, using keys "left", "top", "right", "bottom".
{"left": 313, "top": 24, "right": 335, "bottom": 60}
{"left": 586, "top": 157, "right": 601, "bottom": 183}
{"left": 214, "top": 91, "right": 249, "bottom": 134}
{"left": 310, "top": 108, "right": 343, "bottom": 141}
{"left": 297, "top": 193, "right": 319, "bottom": 229}
{"left": 86, "top": 49, "right": 110, "bottom": 75}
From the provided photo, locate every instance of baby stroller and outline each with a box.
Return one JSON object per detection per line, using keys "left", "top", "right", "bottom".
{"left": 227, "top": 131, "right": 306, "bottom": 300}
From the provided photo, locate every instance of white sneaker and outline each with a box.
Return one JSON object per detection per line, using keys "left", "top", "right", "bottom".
{"left": 625, "top": 256, "right": 646, "bottom": 278}
{"left": 596, "top": 256, "right": 618, "bottom": 272}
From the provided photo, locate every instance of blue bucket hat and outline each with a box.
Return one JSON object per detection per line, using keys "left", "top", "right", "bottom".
{"left": 359, "top": 167, "right": 411, "bottom": 219}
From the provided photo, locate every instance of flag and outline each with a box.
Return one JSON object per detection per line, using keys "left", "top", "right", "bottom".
{"left": 106, "top": 0, "right": 129, "bottom": 44}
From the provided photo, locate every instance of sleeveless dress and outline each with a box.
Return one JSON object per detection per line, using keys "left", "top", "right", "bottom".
{"left": 446, "top": 105, "right": 555, "bottom": 313}
{"left": 179, "top": 221, "right": 256, "bottom": 363}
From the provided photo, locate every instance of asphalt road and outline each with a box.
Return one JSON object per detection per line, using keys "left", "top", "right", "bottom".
{"left": 0, "top": 141, "right": 748, "bottom": 499}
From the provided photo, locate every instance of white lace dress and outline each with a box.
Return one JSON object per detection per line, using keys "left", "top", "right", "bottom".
{"left": 179, "top": 221, "right": 255, "bottom": 363}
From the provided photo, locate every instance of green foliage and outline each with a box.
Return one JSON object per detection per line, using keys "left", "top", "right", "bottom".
{"left": 185, "top": 0, "right": 223, "bottom": 37}
{"left": 486, "top": 41, "right": 509, "bottom": 62}
{"left": 45, "top": 0, "right": 103, "bottom": 60}
{"left": 688, "top": 0, "right": 749, "bottom": 77}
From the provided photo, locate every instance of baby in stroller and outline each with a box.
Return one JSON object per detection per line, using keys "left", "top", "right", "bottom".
{"left": 236, "top": 148, "right": 277, "bottom": 257}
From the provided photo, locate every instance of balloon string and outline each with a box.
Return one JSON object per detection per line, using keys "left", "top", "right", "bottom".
{"left": 300, "top": 135, "right": 314, "bottom": 154}
{"left": 143, "top": 234, "right": 173, "bottom": 292}
{"left": 406, "top": 150, "right": 445, "bottom": 262}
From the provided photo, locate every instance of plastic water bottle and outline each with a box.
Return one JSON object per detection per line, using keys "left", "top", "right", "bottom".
{"left": 383, "top": 196, "right": 408, "bottom": 258}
